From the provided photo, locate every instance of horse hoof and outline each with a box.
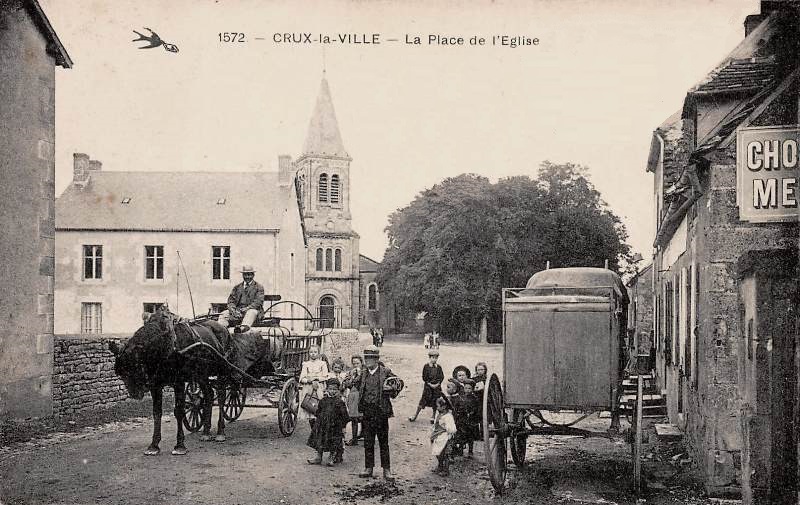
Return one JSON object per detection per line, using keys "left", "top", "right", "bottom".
{"left": 143, "top": 448, "right": 160, "bottom": 456}
{"left": 214, "top": 435, "right": 227, "bottom": 443}
{"left": 171, "top": 447, "right": 188, "bottom": 456}
{"left": 199, "top": 435, "right": 213, "bottom": 442}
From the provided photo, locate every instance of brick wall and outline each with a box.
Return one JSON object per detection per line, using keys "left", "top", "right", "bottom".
{"left": 52, "top": 335, "right": 130, "bottom": 416}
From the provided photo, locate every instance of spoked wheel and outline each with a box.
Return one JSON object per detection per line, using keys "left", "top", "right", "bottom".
{"left": 222, "top": 384, "right": 247, "bottom": 422}
{"left": 510, "top": 409, "right": 529, "bottom": 467}
{"left": 278, "top": 377, "right": 299, "bottom": 436}
{"left": 182, "top": 380, "right": 207, "bottom": 433}
{"left": 483, "top": 373, "right": 508, "bottom": 492}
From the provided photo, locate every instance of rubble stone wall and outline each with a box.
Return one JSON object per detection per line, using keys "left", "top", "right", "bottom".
{"left": 323, "top": 329, "right": 366, "bottom": 365}
{"left": 52, "top": 335, "right": 130, "bottom": 416}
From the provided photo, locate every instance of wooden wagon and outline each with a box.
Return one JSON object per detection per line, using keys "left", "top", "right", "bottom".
{"left": 483, "top": 267, "right": 645, "bottom": 493}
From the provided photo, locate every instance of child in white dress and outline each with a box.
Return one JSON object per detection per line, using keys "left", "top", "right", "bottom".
{"left": 299, "top": 345, "right": 329, "bottom": 427}
{"left": 430, "top": 396, "right": 457, "bottom": 476}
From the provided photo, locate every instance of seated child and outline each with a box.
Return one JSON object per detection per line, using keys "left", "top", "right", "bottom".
{"left": 307, "top": 377, "right": 350, "bottom": 467}
{"left": 409, "top": 349, "right": 444, "bottom": 423}
{"left": 430, "top": 396, "right": 457, "bottom": 476}
{"left": 461, "top": 378, "right": 480, "bottom": 457}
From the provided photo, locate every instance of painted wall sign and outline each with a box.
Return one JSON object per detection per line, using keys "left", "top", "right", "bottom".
{"left": 736, "top": 125, "right": 800, "bottom": 223}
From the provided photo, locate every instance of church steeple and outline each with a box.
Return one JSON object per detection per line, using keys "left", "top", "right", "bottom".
{"left": 302, "top": 77, "right": 349, "bottom": 159}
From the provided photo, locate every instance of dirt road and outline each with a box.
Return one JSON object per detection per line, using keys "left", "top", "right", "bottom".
{"left": 1, "top": 335, "right": 708, "bottom": 505}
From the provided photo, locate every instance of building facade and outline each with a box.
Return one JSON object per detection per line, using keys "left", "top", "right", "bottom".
{"left": 295, "top": 78, "right": 361, "bottom": 329}
{"left": 358, "top": 254, "right": 394, "bottom": 331}
{"left": 0, "top": 0, "right": 71, "bottom": 419}
{"left": 55, "top": 156, "right": 307, "bottom": 334}
{"left": 647, "top": 2, "right": 799, "bottom": 500}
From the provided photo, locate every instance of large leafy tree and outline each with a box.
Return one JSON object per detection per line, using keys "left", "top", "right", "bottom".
{"left": 378, "top": 163, "right": 635, "bottom": 341}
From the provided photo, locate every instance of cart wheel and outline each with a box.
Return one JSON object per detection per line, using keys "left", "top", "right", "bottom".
{"left": 510, "top": 409, "right": 528, "bottom": 467}
{"left": 632, "top": 374, "right": 644, "bottom": 494}
{"left": 483, "top": 373, "right": 507, "bottom": 492}
{"left": 182, "top": 380, "right": 207, "bottom": 433}
{"left": 222, "top": 384, "right": 247, "bottom": 422}
{"left": 278, "top": 377, "right": 299, "bottom": 436}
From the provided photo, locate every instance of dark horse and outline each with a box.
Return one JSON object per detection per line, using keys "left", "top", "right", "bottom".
{"left": 112, "top": 309, "right": 233, "bottom": 455}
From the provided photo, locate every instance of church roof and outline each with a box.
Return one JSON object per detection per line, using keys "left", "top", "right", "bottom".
{"left": 302, "top": 77, "right": 349, "bottom": 159}
{"left": 359, "top": 254, "right": 381, "bottom": 273}
{"left": 24, "top": 0, "right": 73, "bottom": 68}
{"left": 56, "top": 171, "right": 290, "bottom": 232}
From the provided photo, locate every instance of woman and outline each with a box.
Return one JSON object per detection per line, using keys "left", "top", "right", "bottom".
{"left": 298, "top": 345, "right": 329, "bottom": 427}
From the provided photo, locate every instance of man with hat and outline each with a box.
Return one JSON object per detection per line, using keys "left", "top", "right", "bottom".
{"left": 409, "top": 348, "right": 444, "bottom": 424}
{"left": 217, "top": 265, "right": 264, "bottom": 332}
{"left": 356, "top": 345, "right": 403, "bottom": 482}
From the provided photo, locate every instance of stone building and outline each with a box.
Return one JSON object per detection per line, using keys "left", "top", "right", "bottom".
{"left": 54, "top": 156, "right": 307, "bottom": 334}
{"left": 626, "top": 263, "right": 654, "bottom": 357}
{"left": 0, "top": 0, "right": 71, "bottom": 419}
{"left": 646, "top": 1, "right": 798, "bottom": 499}
{"left": 294, "top": 77, "right": 361, "bottom": 329}
{"left": 358, "top": 254, "right": 395, "bottom": 331}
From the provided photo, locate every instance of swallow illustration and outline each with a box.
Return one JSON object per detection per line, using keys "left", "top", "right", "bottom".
{"left": 132, "top": 27, "right": 179, "bottom": 53}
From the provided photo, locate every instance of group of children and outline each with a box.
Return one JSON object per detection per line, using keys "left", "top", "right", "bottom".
{"left": 409, "top": 349, "right": 489, "bottom": 476}
{"left": 298, "top": 346, "right": 365, "bottom": 467}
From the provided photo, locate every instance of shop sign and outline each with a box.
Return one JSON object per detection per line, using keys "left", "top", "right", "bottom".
{"left": 737, "top": 125, "right": 799, "bottom": 222}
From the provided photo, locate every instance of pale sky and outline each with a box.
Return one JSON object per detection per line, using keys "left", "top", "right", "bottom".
{"left": 44, "top": 0, "right": 760, "bottom": 262}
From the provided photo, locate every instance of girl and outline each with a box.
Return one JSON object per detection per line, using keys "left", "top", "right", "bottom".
{"left": 298, "top": 345, "right": 329, "bottom": 429}
{"left": 307, "top": 378, "right": 350, "bottom": 466}
{"left": 409, "top": 349, "right": 444, "bottom": 423}
{"left": 430, "top": 396, "right": 457, "bottom": 476}
{"left": 343, "top": 354, "right": 363, "bottom": 446}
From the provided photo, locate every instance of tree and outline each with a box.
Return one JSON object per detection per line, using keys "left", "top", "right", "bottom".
{"left": 378, "top": 162, "right": 635, "bottom": 341}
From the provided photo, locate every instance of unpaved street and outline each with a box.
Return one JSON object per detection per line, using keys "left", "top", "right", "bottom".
{"left": 2, "top": 335, "right": 705, "bottom": 505}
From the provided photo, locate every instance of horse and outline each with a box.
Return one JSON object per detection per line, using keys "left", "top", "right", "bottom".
{"left": 111, "top": 308, "right": 234, "bottom": 455}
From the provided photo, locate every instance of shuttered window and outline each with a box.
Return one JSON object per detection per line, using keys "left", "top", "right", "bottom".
{"left": 330, "top": 174, "right": 340, "bottom": 204}
{"left": 318, "top": 173, "right": 328, "bottom": 202}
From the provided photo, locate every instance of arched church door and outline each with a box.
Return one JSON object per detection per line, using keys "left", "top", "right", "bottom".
{"left": 319, "top": 296, "right": 336, "bottom": 329}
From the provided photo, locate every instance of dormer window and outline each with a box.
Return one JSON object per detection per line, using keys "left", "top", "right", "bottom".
{"left": 121, "top": 197, "right": 131, "bottom": 204}
{"left": 217, "top": 198, "right": 226, "bottom": 205}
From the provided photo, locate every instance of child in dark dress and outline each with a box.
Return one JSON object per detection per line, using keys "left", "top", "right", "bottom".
{"left": 461, "top": 378, "right": 480, "bottom": 457}
{"left": 446, "top": 378, "right": 467, "bottom": 458}
{"left": 409, "top": 349, "right": 444, "bottom": 423}
{"left": 307, "top": 378, "right": 350, "bottom": 467}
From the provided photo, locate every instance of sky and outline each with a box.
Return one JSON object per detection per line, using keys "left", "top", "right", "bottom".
{"left": 43, "top": 0, "right": 760, "bottom": 262}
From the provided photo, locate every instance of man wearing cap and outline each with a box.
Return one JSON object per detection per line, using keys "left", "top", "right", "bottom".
{"left": 217, "top": 265, "right": 264, "bottom": 332}
{"left": 357, "top": 345, "right": 403, "bottom": 482}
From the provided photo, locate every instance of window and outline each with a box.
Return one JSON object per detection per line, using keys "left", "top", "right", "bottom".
{"left": 693, "top": 266, "right": 700, "bottom": 388}
{"left": 212, "top": 246, "right": 230, "bottom": 280}
{"left": 330, "top": 174, "right": 340, "bottom": 204}
{"left": 325, "top": 248, "right": 333, "bottom": 271}
{"left": 368, "top": 284, "right": 378, "bottom": 310}
{"left": 143, "top": 302, "right": 163, "bottom": 314}
{"left": 83, "top": 245, "right": 102, "bottom": 280}
{"left": 121, "top": 197, "right": 131, "bottom": 204}
{"left": 145, "top": 246, "right": 164, "bottom": 280}
{"left": 316, "top": 248, "right": 324, "bottom": 271}
{"left": 216, "top": 198, "right": 226, "bottom": 205}
{"left": 664, "top": 281, "right": 673, "bottom": 365}
{"left": 81, "top": 302, "right": 102, "bottom": 334}
{"left": 318, "top": 173, "right": 328, "bottom": 202}
{"left": 673, "top": 275, "right": 679, "bottom": 366}
{"left": 334, "top": 249, "right": 342, "bottom": 271}
{"left": 685, "top": 265, "right": 692, "bottom": 379}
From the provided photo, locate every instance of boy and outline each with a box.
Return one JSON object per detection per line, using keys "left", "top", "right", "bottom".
{"left": 307, "top": 377, "right": 350, "bottom": 466}
{"left": 409, "top": 349, "right": 444, "bottom": 423}
{"left": 446, "top": 378, "right": 466, "bottom": 458}
{"left": 461, "top": 378, "right": 480, "bottom": 457}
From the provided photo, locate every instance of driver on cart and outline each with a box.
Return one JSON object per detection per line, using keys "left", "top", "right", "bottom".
{"left": 217, "top": 265, "right": 264, "bottom": 333}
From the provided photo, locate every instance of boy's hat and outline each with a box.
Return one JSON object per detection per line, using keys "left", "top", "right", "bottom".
{"left": 363, "top": 345, "right": 380, "bottom": 358}
{"left": 428, "top": 349, "right": 440, "bottom": 357}
{"left": 463, "top": 378, "right": 476, "bottom": 386}
{"left": 326, "top": 377, "right": 341, "bottom": 388}
{"left": 452, "top": 365, "right": 471, "bottom": 379}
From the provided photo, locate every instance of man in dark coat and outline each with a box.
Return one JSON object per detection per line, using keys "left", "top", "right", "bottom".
{"left": 357, "top": 345, "right": 402, "bottom": 482}
{"left": 217, "top": 264, "right": 264, "bottom": 332}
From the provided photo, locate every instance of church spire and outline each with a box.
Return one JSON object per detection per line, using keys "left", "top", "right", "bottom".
{"left": 302, "top": 77, "right": 349, "bottom": 159}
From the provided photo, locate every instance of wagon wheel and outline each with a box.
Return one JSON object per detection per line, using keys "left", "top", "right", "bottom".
{"left": 278, "top": 377, "right": 299, "bottom": 436}
{"left": 222, "top": 384, "right": 247, "bottom": 422}
{"left": 182, "top": 380, "right": 207, "bottom": 433}
{"left": 510, "top": 409, "right": 528, "bottom": 467}
{"left": 483, "top": 373, "right": 507, "bottom": 492}
{"left": 631, "top": 374, "right": 644, "bottom": 494}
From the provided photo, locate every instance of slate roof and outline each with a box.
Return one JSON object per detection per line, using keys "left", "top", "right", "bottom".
{"left": 359, "top": 254, "right": 381, "bottom": 273}
{"left": 693, "top": 58, "right": 778, "bottom": 94}
{"left": 26, "top": 0, "right": 72, "bottom": 68}
{"left": 56, "top": 171, "right": 290, "bottom": 232}
{"left": 302, "top": 78, "right": 349, "bottom": 159}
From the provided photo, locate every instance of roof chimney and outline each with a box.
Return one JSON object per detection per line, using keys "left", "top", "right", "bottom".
{"left": 278, "top": 155, "right": 293, "bottom": 186}
{"left": 73, "top": 153, "right": 90, "bottom": 187}
{"left": 88, "top": 159, "right": 102, "bottom": 172}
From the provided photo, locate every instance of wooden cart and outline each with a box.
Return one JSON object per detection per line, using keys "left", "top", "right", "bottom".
{"left": 483, "top": 267, "right": 645, "bottom": 493}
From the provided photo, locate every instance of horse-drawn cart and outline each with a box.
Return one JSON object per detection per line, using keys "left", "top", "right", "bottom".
{"left": 483, "top": 267, "right": 645, "bottom": 493}
{"left": 178, "top": 300, "right": 331, "bottom": 437}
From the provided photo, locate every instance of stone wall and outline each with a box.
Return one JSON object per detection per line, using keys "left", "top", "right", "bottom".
{"left": 52, "top": 335, "right": 130, "bottom": 416}
{"left": 323, "top": 329, "right": 366, "bottom": 364}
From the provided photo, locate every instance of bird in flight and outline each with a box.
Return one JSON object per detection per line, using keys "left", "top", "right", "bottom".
{"left": 132, "top": 27, "right": 179, "bottom": 53}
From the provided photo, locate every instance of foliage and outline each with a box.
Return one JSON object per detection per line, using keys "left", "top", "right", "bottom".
{"left": 378, "top": 162, "right": 636, "bottom": 341}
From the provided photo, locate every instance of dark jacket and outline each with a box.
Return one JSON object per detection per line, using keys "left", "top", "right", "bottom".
{"left": 358, "top": 364, "right": 399, "bottom": 418}
{"left": 227, "top": 280, "right": 265, "bottom": 313}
